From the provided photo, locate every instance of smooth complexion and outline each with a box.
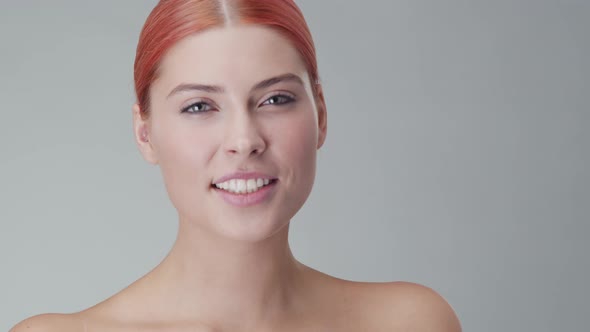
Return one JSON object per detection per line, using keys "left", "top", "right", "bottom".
{"left": 137, "top": 25, "right": 325, "bottom": 242}
{"left": 10, "top": 24, "right": 461, "bottom": 332}
{"left": 131, "top": 24, "right": 327, "bottom": 329}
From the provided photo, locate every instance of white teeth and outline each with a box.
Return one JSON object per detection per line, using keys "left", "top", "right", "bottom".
{"left": 237, "top": 179, "right": 246, "bottom": 192}
{"left": 246, "top": 179, "right": 256, "bottom": 193}
{"left": 214, "top": 178, "right": 273, "bottom": 194}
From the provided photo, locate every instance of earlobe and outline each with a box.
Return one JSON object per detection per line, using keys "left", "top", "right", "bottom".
{"left": 132, "top": 103, "right": 159, "bottom": 165}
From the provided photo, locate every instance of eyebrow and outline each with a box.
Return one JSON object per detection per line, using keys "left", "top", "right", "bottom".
{"left": 252, "top": 73, "right": 304, "bottom": 91}
{"left": 166, "top": 73, "right": 305, "bottom": 99}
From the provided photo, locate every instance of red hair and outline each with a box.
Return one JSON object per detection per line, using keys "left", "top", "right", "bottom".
{"left": 134, "top": 0, "right": 322, "bottom": 118}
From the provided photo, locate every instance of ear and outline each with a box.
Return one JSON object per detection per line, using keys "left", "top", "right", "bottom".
{"left": 315, "top": 84, "right": 328, "bottom": 149}
{"left": 132, "top": 103, "right": 159, "bottom": 165}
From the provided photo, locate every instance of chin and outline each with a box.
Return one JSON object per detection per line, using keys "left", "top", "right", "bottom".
{"left": 209, "top": 210, "right": 293, "bottom": 243}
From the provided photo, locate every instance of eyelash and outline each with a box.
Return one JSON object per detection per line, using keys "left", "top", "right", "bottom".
{"left": 180, "top": 101, "right": 213, "bottom": 114}
{"left": 180, "top": 93, "right": 296, "bottom": 114}
{"left": 260, "top": 94, "right": 295, "bottom": 106}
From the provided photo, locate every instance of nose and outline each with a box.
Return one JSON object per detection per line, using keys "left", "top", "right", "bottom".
{"left": 222, "top": 111, "right": 266, "bottom": 158}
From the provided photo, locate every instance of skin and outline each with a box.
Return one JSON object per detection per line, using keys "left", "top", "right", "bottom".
{"left": 11, "top": 25, "right": 461, "bottom": 332}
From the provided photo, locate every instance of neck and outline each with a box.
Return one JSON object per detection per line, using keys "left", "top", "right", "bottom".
{"left": 139, "top": 216, "right": 305, "bottom": 329}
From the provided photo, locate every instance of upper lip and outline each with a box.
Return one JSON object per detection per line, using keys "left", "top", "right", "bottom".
{"left": 212, "top": 171, "right": 278, "bottom": 185}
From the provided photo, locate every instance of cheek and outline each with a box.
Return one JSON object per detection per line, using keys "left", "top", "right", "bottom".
{"left": 270, "top": 109, "right": 319, "bottom": 179}
{"left": 271, "top": 110, "right": 319, "bottom": 219}
{"left": 153, "top": 118, "right": 218, "bottom": 207}
{"left": 286, "top": 117, "right": 318, "bottom": 162}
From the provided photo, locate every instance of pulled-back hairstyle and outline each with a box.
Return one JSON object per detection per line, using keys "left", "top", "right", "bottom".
{"left": 134, "top": 0, "right": 322, "bottom": 119}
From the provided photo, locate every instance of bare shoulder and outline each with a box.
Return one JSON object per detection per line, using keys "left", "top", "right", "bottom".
{"left": 355, "top": 281, "right": 462, "bottom": 332}
{"left": 10, "top": 313, "right": 83, "bottom": 332}
{"left": 303, "top": 265, "right": 461, "bottom": 331}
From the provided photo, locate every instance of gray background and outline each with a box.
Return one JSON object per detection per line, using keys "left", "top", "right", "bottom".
{"left": 1, "top": 0, "right": 588, "bottom": 331}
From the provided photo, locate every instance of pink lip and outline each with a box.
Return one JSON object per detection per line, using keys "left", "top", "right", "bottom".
{"left": 211, "top": 171, "right": 279, "bottom": 207}
{"left": 213, "top": 171, "right": 277, "bottom": 185}
{"left": 212, "top": 181, "right": 277, "bottom": 207}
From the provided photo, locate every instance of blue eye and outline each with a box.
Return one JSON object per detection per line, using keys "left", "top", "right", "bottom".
{"left": 261, "top": 94, "right": 295, "bottom": 106}
{"left": 181, "top": 102, "right": 213, "bottom": 114}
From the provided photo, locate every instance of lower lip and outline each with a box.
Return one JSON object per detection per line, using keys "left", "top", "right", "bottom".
{"left": 212, "top": 181, "right": 277, "bottom": 207}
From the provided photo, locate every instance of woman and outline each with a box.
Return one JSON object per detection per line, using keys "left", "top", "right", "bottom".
{"left": 12, "top": 0, "right": 461, "bottom": 331}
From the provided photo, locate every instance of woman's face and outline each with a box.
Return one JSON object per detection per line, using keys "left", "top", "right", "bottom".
{"left": 133, "top": 25, "right": 326, "bottom": 241}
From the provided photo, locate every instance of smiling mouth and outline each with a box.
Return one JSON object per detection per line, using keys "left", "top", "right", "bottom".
{"left": 211, "top": 178, "right": 278, "bottom": 195}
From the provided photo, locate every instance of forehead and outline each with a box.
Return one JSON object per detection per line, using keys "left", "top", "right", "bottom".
{"left": 155, "top": 25, "right": 309, "bottom": 91}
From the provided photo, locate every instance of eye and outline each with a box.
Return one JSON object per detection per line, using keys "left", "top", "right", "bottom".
{"left": 260, "top": 94, "right": 295, "bottom": 107}
{"left": 180, "top": 101, "right": 215, "bottom": 114}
